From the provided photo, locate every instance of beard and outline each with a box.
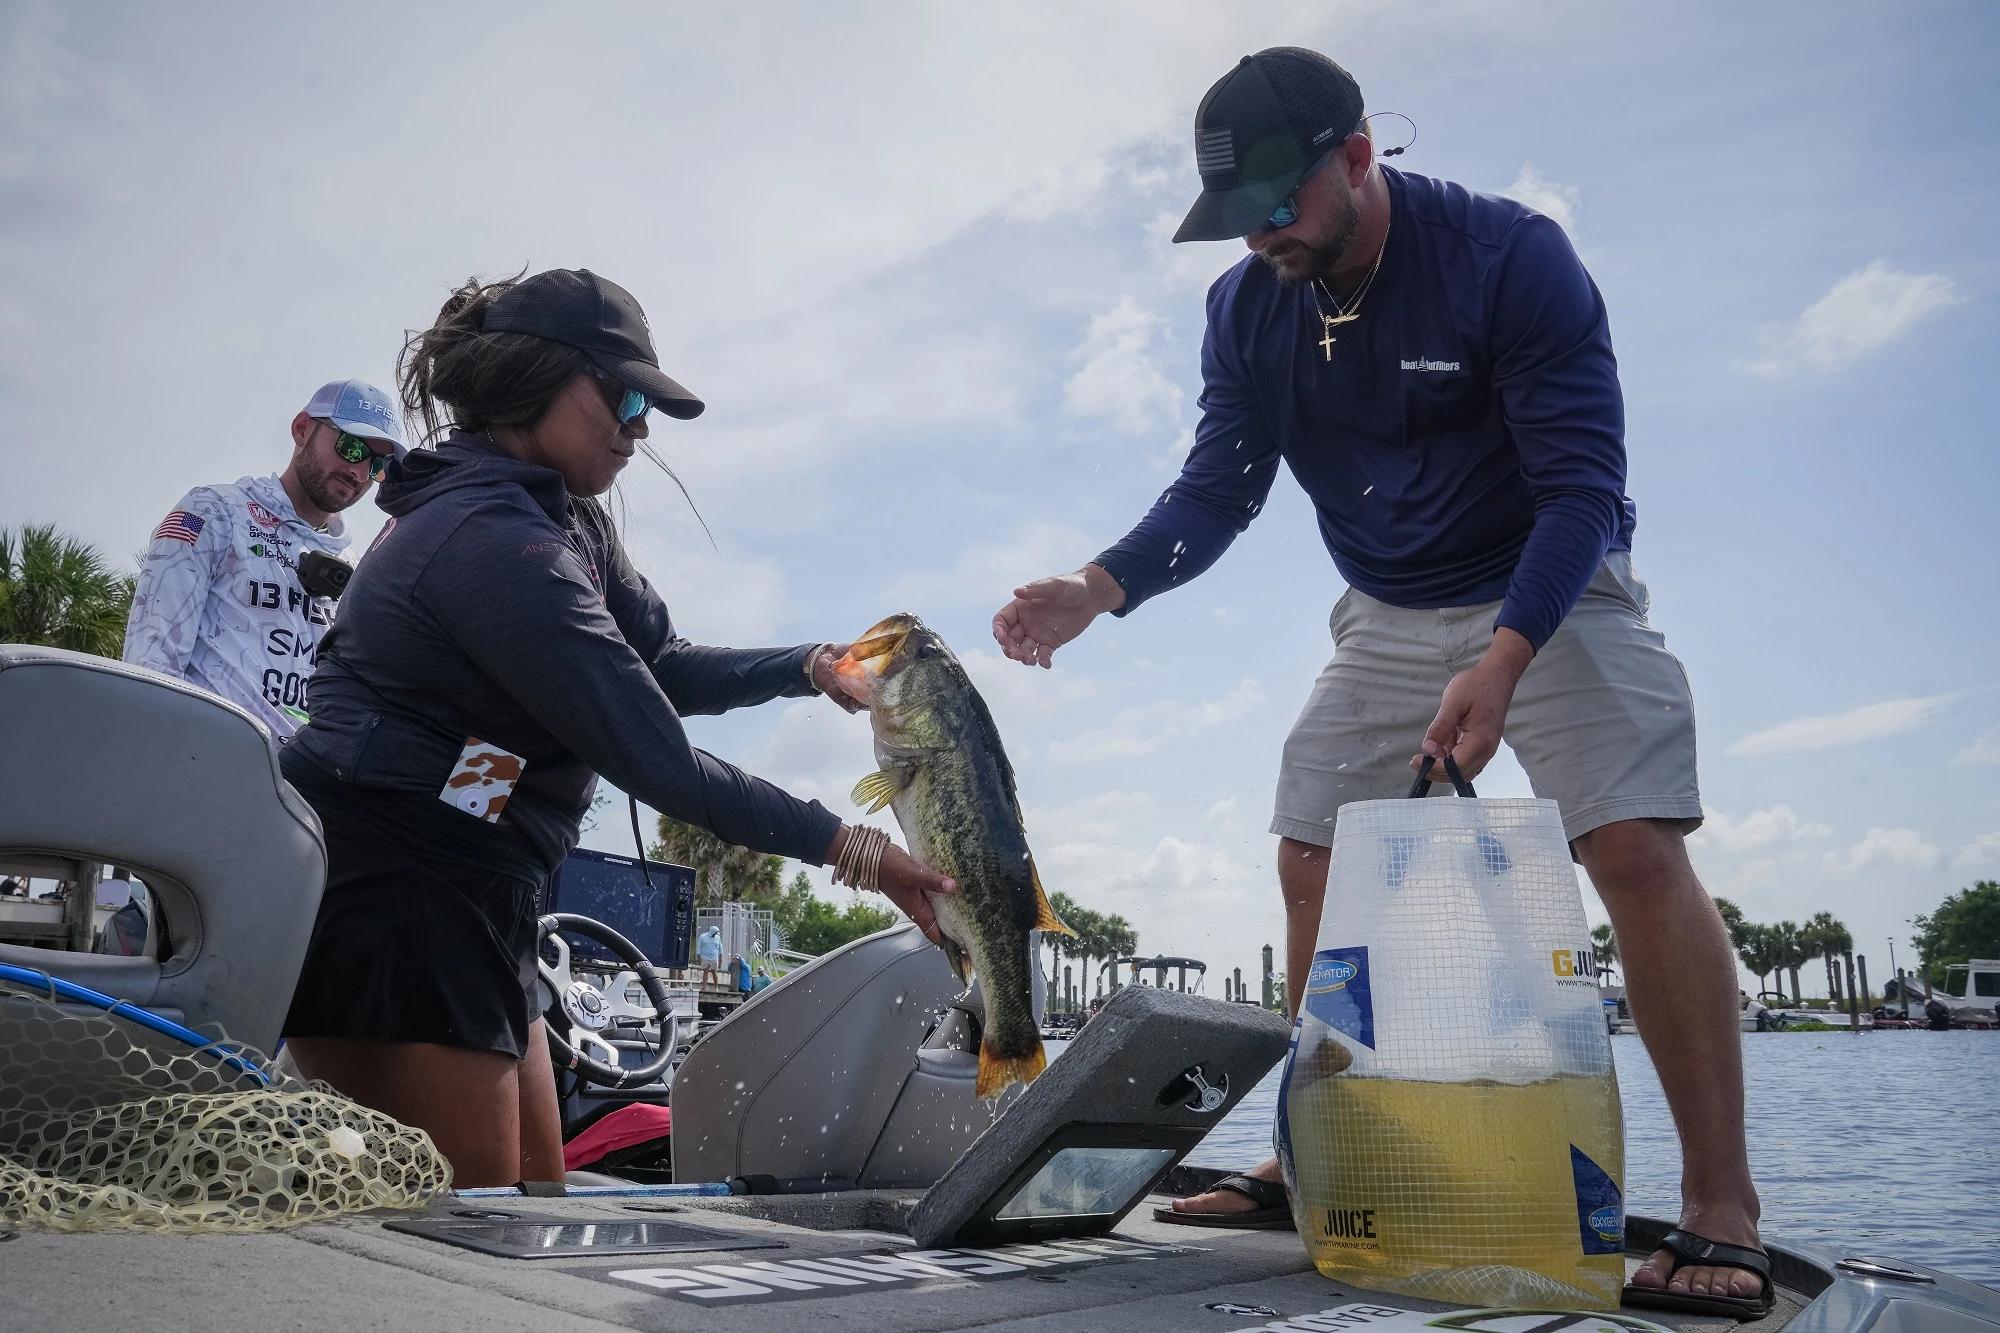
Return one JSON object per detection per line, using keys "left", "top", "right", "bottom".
{"left": 295, "top": 449, "right": 366, "bottom": 515}
{"left": 1255, "top": 182, "right": 1360, "bottom": 287}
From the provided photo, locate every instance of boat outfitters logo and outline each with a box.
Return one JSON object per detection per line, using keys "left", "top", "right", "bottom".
{"left": 1223, "top": 1301, "right": 1673, "bottom": 1333}
{"left": 1401, "top": 357, "right": 1462, "bottom": 372}
{"left": 1308, "top": 957, "right": 1358, "bottom": 994}
{"left": 1551, "top": 945, "right": 1599, "bottom": 986}
{"left": 588, "top": 1235, "right": 1202, "bottom": 1306}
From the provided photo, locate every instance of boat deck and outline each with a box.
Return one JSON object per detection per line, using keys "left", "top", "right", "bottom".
{"left": 2, "top": 1190, "right": 1843, "bottom": 1333}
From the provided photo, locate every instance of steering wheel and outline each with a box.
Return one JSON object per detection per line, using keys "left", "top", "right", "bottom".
{"left": 535, "top": 912, "right": 679, "bottom": 1087}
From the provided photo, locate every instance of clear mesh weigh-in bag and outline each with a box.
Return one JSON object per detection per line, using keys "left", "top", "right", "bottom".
{"left": 1276, "top": 789, "right": 1626, "bottom": 1310}
{"left": 0, "top": 978, "right": 452, "bottom": 1232}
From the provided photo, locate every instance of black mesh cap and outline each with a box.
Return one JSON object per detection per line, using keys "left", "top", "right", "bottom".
{"left": 1173, "top": 47, "right": 1365, "bottom": 243}
{"left": 481, "top": 268, "right": 704, "bottom": 420}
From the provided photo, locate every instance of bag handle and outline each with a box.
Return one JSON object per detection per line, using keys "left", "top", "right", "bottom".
{"left": 1405, "top": 753, "right": 1477, "bottom": 799}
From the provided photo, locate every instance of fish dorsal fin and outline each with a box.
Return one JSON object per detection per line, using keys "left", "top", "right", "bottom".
{"left": 1029, "top": 859, "right": 1075, "bottom": 936}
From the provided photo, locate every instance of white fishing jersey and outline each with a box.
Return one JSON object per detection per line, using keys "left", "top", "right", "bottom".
{"left": 122, "top": 473, "right": 351, "bottom": 738}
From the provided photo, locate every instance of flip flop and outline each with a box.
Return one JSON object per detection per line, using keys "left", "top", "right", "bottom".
{"left": 1152, "top": 1174, "right": 1294, "bottom": 1231}
{"left": 1623, "top": 1227, "right": 1776, "bottom": 1322}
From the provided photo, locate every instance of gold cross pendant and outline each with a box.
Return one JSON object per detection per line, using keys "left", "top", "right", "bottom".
{"left": 1320, "top": 312, "right": 1357, "bottom": 362}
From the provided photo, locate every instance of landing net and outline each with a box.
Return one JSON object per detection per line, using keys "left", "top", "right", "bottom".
{"left": 0, "top": 973, "right": 451, "bottom": 1232}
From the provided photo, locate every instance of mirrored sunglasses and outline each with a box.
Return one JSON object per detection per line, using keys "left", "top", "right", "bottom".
{"left": 1263, "top": 140, "right": 1348, "bottom": 231}
{"left": 592, "top": 371, "right": 650, "bottom": 426}
{"left": 328, "top": 426, "right": 393, "bottom": 480}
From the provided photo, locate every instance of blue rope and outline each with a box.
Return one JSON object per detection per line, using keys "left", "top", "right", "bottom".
{"left": 0, "top": 962, "right": 269, "bottom": 1085}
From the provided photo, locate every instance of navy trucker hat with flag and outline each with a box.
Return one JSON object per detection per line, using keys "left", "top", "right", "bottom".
{"left": 481, "top": 268, "right": 705, "bottom": 420}
{"left": 1172, "top": 48, "right": 1366, "bottom": 243}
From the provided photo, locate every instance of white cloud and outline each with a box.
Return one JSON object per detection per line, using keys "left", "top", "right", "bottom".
{"left": 1155, "top": 426, "right": 1196, "bottom": 475}
{"left": 1955, "top": 832, "right": 2000, "bottom": 870}
{"left": 1061, "top": 296, "right": 1184, "bottom": 434}
{"left": 1503, "top": 165, "right": 1580, "bottom": 233}
{"left": 884, "top": 521, "right": 1096, "bottom": 613}
{"left": 747, "top": 698, "right": 877, "bottom": 820}
{"left": 1144, "top": 206, "right": 1246, "bottom": 295}
{"left": 1716, "top": 857, "right": 1782, "bottom": 901}
{"left": 1727, "top": 693, "right": 1956, "bottom": 757}
{"left": 1957, "top": 728, "right": 2000, "bottom": 766}
{"left": 1749, "top": 261, "right": 1963, "bottom": 375}
{"left": 960, "top": 648, "right": 1102, "bottom": 726}
{"left": 621, "top": 529, "right": 790, "bottom": 646}
{"left": 1690, "top": 804, "right": 1832, "bottom": 854}
{"left": 1824, "top": 827, "right": 1941, "bottom": 872}
{"left": 1048, "top": 678, "right": 1264, "bottom": 764}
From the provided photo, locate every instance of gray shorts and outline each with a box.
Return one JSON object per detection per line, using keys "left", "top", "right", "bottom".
{"left": 1271, "top": 553, "right": 1703, "bottom": 847}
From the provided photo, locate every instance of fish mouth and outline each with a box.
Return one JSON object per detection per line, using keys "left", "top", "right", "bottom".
{"left": 830, "top": 613, "right": 920, "bottom": 703}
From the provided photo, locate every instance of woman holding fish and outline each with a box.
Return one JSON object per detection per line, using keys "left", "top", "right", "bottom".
{"left": 278, "top": 268, "right": 955, "bottom": 1187}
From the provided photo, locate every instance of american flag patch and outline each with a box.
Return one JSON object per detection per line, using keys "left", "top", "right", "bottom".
{"left": 152, "top": 510, "right": 205, "bottom": 545}
{"left": 1196, "top": 127, "right": 1234, "bottom": 174}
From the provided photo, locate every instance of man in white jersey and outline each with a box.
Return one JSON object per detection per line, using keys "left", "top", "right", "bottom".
{"left": 123, "top": 379, "right": 404, "bottom": 738}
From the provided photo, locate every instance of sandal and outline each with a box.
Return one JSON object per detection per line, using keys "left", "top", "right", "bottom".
{"left": 1152, "top": 1173, "right": 1294, "bottom": 1231}
{"left": 1623, "top": 1227, "right": 1776, "bottom": 1322}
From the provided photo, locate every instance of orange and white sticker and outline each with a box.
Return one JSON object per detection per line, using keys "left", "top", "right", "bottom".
{"left": 440, "top": 737, "right": 525, "bottom": 823}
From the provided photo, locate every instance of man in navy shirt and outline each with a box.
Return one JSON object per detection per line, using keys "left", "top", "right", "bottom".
{"left": 994, "top": 49, "right": 1767, "bottom": 1318}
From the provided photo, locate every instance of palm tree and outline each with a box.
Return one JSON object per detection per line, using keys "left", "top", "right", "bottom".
{"left": 1590, "top": 922, "right": 1620, "bottom": 980}
{"left": 1102, "top": 914, "right": 1138, "bottom": 974}
{"left": 1771, "top": 920, "right": 1805, "bottom": 1004}
{"left": 1801, "top": 913, "right": 1853, "bottom": 1005}
{"left": 1712, "top": 897, "right": 1749, "bottom": 950}
{"left": 1044, "top": 891, "right": 1082, "bottom": 1003}
{"left": 0, "top": 523, "right": 135, "bottom": 657}
{"left": 1737, "top": 923, "right": 1783, "bottom": 996}
{"left": 652, "top": 813, "right": 771, "bottom": 904}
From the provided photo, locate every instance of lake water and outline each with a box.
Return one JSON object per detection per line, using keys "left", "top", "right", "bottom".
{"left": 1073, "top": 1029, "right": 2000, "bottom": 1287}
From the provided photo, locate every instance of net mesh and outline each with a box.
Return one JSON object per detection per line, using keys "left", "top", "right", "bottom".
{"left": 1278, "top": 795, "right": 1625, "bottom": 1310}
{"left": 0, "top": 979, "right": 452, "bottom": 1232}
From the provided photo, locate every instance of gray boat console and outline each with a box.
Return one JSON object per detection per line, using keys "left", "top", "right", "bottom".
{"left": 672, "top": 922, "right": 1042, "bottom": 1188}
{"left": 0, "top": 644, "right": 324, "bottom": 1053}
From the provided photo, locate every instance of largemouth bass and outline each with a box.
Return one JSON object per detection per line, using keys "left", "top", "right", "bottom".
{"left": 832, "top": 613, "right": 1073, "bottom": 1097}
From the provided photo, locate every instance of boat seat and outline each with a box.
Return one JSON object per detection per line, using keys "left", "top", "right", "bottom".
{"left": 672, "top": 923, "right": 1044, "bottom": 1189}
{"left": 0, "top": 645, "right": 325, "bottom": 1054}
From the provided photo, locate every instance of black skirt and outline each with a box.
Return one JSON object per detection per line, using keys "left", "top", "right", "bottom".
{"left": 281, "top": 750, "right": 549, "bottom": 1060}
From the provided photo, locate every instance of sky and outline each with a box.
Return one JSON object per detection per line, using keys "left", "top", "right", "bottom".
{"left": 4, "top": 1, "right": 1997, "bottom": 1003}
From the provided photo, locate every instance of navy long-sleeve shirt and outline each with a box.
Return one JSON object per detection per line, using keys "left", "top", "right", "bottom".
{"left": 287, "top": 434, "right": 841, "bottom": 878}
{"left": 1095, "top": 167, "right": 1635, "bottom": 652}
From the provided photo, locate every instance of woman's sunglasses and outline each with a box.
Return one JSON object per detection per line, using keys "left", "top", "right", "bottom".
{"left": 326, "top": 425, "right": 393, "bottom": 480}
{"left": 592, "top": 371, "right": 650, "bottom": 426}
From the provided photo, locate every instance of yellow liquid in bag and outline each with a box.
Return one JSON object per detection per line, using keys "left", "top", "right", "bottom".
{"left": 1286, "top": 1071, "right": 1626, "bottom": 1310}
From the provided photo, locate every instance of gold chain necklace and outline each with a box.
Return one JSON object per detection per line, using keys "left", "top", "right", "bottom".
{"left": 1307, "top": 209, "right": 1392, "bottom": 362}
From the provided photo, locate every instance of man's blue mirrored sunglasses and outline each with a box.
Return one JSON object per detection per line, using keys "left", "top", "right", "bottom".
{"left": 1263, "top": 138, "right": 1351, "bottom": 230}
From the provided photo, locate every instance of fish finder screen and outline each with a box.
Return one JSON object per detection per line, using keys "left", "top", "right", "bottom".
{"left": 992, "top": 1146, "right": 1177, "bottom": 1220}
{"left": 545, "top": 850, "right": 695, "bottom": 970}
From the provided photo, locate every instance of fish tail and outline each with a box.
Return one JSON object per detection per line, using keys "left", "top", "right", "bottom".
{"left": 975, "top": 1040, "right": 1046, "bottom": 1098}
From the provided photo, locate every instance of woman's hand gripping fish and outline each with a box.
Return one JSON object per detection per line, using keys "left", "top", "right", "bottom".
{"left": 831, "top": 614, "right": 1074, "bottom": 1097}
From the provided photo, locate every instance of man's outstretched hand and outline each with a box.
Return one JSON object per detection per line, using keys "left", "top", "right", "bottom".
{"left": 992, "top": 564, "right": 1126, "bottom": 669}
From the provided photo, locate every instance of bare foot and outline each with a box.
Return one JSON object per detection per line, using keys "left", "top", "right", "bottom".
{"left": 1627, "top": 1201, "right": 1765, "bottom": 1303}
{"left": 1171, "top": 1157, "right": 1283, "bottom": 1215}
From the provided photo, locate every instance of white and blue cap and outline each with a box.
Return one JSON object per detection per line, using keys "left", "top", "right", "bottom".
{"left": 302, "top": 378, "right": 406, "bottom": 454}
